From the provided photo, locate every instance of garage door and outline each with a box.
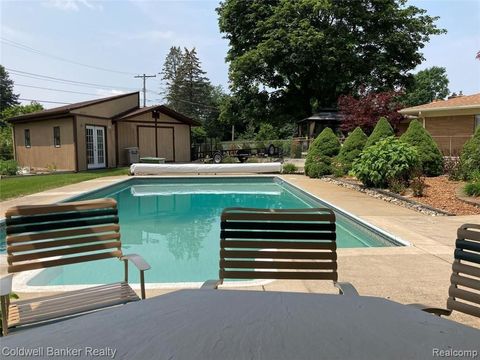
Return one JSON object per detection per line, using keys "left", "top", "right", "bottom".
{"left": 138, "top": 126, "right": 175, "bottom": 161}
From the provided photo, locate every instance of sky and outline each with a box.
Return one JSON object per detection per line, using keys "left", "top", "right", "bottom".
{"left": 1, "top": 0, "right": 479, "bottom": 109}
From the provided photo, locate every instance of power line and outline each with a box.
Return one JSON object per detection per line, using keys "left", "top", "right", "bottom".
{"left": 155, "top": 97, "right": 219, "bottom": 110}
{"left": 6, "top": 68, "right": 139, "bottom": 92}
{"left": 19, "top": 98, "right": 70, "bottom": 105}
{"left": 15, "top": 83, "right": 99, "bottom": 96}
{"left": 1, "top": 37, "right": 136, "bottom": 76}
{"left": 10, "top": 71, "right": 134, "bottom": 92}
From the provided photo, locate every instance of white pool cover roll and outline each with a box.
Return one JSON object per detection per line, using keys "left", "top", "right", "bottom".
{"left": 130, "top": 162, "right": 282, "bottom": 175}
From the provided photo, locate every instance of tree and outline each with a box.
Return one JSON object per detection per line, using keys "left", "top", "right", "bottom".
{"left": 364, "top": 117, "right": 394, "bottom": 148}
{"left": 403, "top": 67, "right": 449, "bottom": 107}
{"left": 338, "top": 90, "right": 404, "bottom": 134}
{"left": 0, "top": 65, "right": 19, "bottom": 113}
{"left": 305, "top": 127, "right": 340, "bottom": 178}
{"left": 218, "top": 86, "right": 270, "bottom": 138}
{"left": 202, "top": 85, "right": 230, "bottom": 139}
{"left": 0, "top": 102, "right": 44, "bottom": 160}
{"left": 161, "top": 47, "right": 229, "bottom": 140}
{"left": 161, "top": 46, "right": 184, "bottom": 109}
{"left": 218, "top": 0, "right": 444, "bottom": 124}
{"left": 173, "top": 48, "right": 212, "bottom": 121}
{"left": 400, "top": 119, "right": 443, "bottom": 176}
{"left": 255, "top": 123, "right": 278, "bottom": 141}
{"left": 335, "top": 127, "right": 368, "bottom": 174}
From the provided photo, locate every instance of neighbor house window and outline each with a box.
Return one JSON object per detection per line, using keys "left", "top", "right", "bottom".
{"left": 53, "top": 126, "right": 61, "bottom": 147}
{"left": 24, "top": 129, "right": 31, "bottom": 148}
{"left": 475, "top": 115, "right": 480, "bottom": 130}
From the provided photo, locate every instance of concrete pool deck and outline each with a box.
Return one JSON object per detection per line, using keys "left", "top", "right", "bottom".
{"left": 1, "top": 174, "right": 479, "bottom": 328}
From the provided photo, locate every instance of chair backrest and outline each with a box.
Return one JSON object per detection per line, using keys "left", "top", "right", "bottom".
{"left": 447, "top": 224, "right": 480, "bottom": 318}
{"left": 6, "top": 199, "right": 122, "bottom": 273}
{"left": 219, "top": 207, "right": 337, "bottom": 281}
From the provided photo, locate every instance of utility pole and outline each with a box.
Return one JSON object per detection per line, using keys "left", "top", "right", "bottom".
{"left": 134, "top": 73, "right": 156, "bottom": 107}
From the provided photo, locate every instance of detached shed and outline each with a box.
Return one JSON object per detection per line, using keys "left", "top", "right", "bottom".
{"left": 8, "top": 92, "right": 200, "bottom": 171}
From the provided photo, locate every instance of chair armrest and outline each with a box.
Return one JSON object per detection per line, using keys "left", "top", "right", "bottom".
{"left": 0, "top": 274, "right": 13, "bottom": 296}
{"left": 121, "top": 254, "right": 150, "bottom": 299}
{"left": 334, "top": 282, "right": 359, "bottom": 296}
{"left": 201, "top": 280, "right": 222, "bottom": 289}
{"left": 121, "top": 254, "right": 151, "bottom": 271}
{"left": 408, "top": 303, "right": 452, "bottom": 316}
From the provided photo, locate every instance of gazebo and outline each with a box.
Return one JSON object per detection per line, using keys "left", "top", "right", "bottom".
{"left": 297, "top": 110, "right": 343, "bottom": 138}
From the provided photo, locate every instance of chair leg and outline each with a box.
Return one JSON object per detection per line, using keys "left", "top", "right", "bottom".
{"left": 1, "top": 295, "right": 9, "bottom": 336}
{"left": 140, "top": 271, "right": 146, "bottom": 300}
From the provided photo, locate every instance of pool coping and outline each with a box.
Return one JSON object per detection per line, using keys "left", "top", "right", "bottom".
{"left": 2, "top": 174, "right": 409, "bottom": 293}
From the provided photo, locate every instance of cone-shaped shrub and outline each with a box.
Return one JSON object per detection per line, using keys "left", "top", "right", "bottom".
{"left": 400, "top": 119, "right": 444, "bottom": 176}
{"left": 351, "top": 137, "right": 419, "bottom": 188}
{"left": 365, "top": 117, "right": 394, "bottom": 148}
{"left": 305, "top": 127, "right": 340, "bottom": 178}
{"left": 336, "top": 127, "right": 367, "bottom": 174}
{"left": 460, "top": 127, "right": 480, "bottom": 180}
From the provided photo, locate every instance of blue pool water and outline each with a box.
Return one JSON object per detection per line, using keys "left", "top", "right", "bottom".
{"left": 2, "top": 177, "right": 401, "bottom": 286}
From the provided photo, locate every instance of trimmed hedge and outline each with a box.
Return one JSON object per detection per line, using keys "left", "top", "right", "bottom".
{"left": 351, "top": 137, "right": 419, "bottom": 188}
{"left": 400, "top": 119, "right": 444, "bottom": 176}
{"left": 336, "top": 127, "right": 367, "bottom": 174}
{"left": 365, "top": 117, "right": 394, "bottom": 148}
{"left": 305, "top": 128, "right": 340, "bottom": 178}
{"left": 460, "top": 127, "right": 480, "bottom": 180}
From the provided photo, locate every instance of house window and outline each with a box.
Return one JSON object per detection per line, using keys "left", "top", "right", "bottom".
{"left": 24, "top": 129, "right": 31, "bottom": 148}
{"left": 53, "top": 126, "right": 61, "bottom": 147}
{"left": 475, "top": 115, "right": 480, "bottom": 130}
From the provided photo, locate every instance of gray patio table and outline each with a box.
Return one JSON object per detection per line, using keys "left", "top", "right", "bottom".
{"left": 1, "top": 289, "right": 479, "bottom": 360}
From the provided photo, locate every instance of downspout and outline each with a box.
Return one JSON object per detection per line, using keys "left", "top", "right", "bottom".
{"left": 11, "top": 124, "right": 16, "bottom": 162}
{"left": 73, "top": 115, "right": 79, "bottom": 172}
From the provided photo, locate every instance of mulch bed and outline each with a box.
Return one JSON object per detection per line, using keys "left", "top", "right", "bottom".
{"left": 403, "top": 176, "right": 480, "bottom": 216}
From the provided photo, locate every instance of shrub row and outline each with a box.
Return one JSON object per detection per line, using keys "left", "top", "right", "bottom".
{"left": 305, "top": 117, "right": 446, "bottom": 191}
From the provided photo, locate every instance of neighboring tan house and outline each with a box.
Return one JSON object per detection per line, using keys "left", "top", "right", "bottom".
{"left": 8, "top": 92, "right": 200, "bottom": 171}
{"left": 399, "top": 93, "right": 480, "bottom": 156}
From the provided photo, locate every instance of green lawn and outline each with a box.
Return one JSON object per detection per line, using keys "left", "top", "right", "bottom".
{"left": 0, "top": 168, "right": 129, "bottom": 201}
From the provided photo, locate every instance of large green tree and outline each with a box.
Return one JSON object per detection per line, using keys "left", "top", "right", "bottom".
{"left": 161, "top": 47, "right": 230, "bottom": 140}
{"left": 403, "top": 66, "right": 449, "bottom": 107}
{"left": 161, "top": 46, "right": 184, "bottom": 110}
{"left": 172, "top": 48, "right": 212, "bottom": 121}
{"left": 218, "top": 0, "right": 445, "bottom": 124}
{"left": 0, "top": 65, "right": 19, "bottom": 113}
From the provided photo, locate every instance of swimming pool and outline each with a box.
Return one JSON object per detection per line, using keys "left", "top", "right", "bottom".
{"left": 2, "top": 177, "right": 404, "bottom": 286}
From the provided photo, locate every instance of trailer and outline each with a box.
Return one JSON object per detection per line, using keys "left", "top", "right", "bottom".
{"left": 194, "top": 143, "right": 282, "bottom": 163}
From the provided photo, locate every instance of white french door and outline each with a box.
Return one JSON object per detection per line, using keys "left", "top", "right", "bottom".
{"left": 86, "top": 125, "right": 106, "bottom": 169}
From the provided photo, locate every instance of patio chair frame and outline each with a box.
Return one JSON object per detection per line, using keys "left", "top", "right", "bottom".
{"left": 0, "top": 199, "right": 150, "bottom": 336}
{"left": 202, "top": 207, "right": 358, "bottom": 295}
{"left": 410, "top": 223, "right": 480, "bottom": 318}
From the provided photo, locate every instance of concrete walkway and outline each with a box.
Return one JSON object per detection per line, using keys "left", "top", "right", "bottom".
{"left": 1, "top": 174, "right": 479, "bottom": 328}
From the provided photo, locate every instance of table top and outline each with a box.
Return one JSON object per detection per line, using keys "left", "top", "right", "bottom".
{"left": 3, "top": 290, "right": 479, "bottom": 360}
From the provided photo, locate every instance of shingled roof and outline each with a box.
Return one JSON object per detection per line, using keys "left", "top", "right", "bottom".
{"left": 8, "top": 92, "right": 139, "bottom": 122}
{"left": 114, "top": 104, "right": 201, "bottom": 126}
{"left": 400, "top": 93, "right": 480, "bottom": 115}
